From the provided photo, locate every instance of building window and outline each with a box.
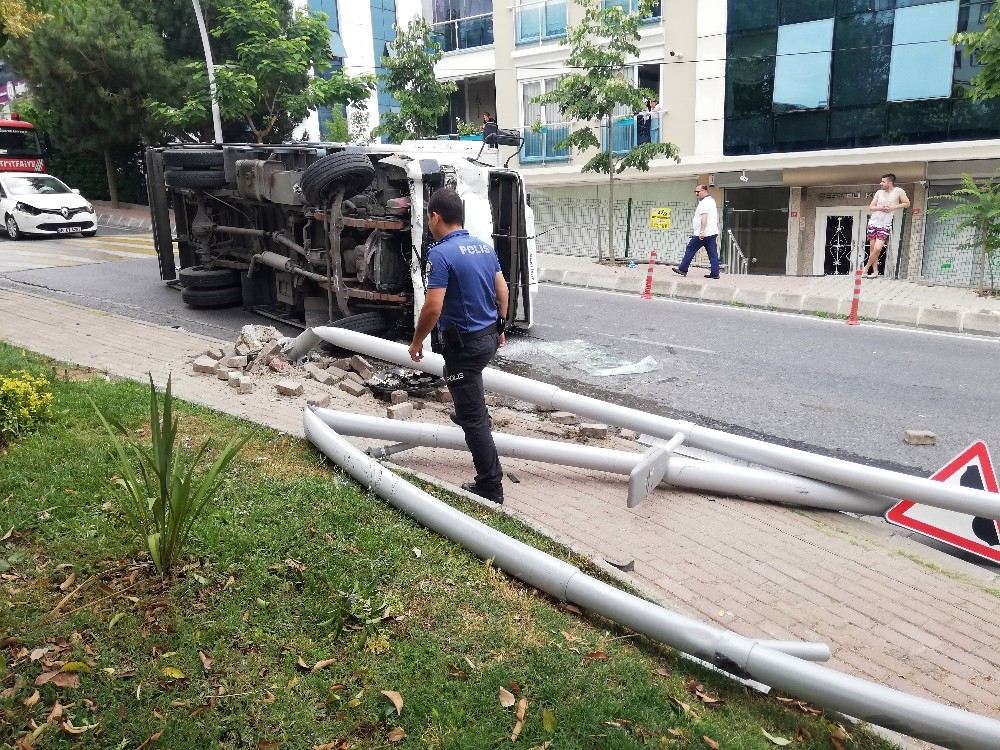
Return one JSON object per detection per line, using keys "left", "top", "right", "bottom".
{"left": 521, "top": 78, "right": 570, "bottom": 163}
{"left": 772, "top": 18, "right": 834, "bottom": 112}
{"left": 888, "top": 0, "right": 960, "bottom": 101}
{"left": 603, "top": 0, "right": 661, "bottom": 20}
{"left": 431, "top": 0, "right": 494, "bottom": 52}
{"left": 515, "top": 0, "right": 567, "bottom": 45}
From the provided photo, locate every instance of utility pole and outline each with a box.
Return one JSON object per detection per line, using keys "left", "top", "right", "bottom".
{"left": 191, "top": 0, "right": 223, "bottom": 143}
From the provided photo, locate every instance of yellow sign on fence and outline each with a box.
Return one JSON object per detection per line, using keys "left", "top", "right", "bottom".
{"left": 649, "top": 207, "right": 672, "bottom": 230}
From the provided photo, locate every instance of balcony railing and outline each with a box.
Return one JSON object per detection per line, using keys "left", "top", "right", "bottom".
{"left": 514, "top": 0, "right": 568, "bottom": 45}
{"left": 521, "top": 122, "right": 572, "bottom": 163}
{"left": 603, "top": 0, "right": 661, "bottom": 20}
{"left": 602, "top": 111, "right": 662, "bottom": 154}
{"left": 430, "top": 12, "right": 494, "bottom": 52}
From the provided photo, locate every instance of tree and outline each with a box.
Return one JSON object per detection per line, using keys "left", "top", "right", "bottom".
{"left": 954, "top": 5, "right": 1000, "bottom": 101}
{"left": 374, "top": 17, "right": 456, "bottom": 143}
{"left": 537, "top": 0, "right": 679, "bottom": 262}
{"left": 3, "top": 0, "right": 170, "bottom": 206}
{"left": 149, "top": 0, "right": 374, "bottom": 144}
{"left": 0, "top": 0, "right": 47, "bottom": 46}
{"left": 932, "top": 174, "right": 1000, "bottom": 295}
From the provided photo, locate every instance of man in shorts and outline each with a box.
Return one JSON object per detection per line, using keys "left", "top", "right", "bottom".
{"left": 862, "top": 173, "right": 910, "bottom": 278}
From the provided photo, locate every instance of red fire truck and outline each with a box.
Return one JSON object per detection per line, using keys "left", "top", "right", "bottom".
{"left": 0, "top": 113, "right": 45, "bottom": 173}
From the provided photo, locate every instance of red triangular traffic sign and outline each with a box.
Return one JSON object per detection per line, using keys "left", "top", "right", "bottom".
{"left": 886, "top": 441, "right": 1000, "bottom": 563}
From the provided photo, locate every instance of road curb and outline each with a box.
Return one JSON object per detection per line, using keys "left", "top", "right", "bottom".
{"left": 538, "top": 267, "right": 1000, "bottom": 337}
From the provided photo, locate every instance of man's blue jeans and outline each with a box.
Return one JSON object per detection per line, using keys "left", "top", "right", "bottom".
{"left": 677, "top": 234, "right": 720, "bottom": 276}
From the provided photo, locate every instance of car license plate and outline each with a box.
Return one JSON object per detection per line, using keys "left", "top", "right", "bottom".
{"left": 56, "top": 226, "right": 81, "bottom": 234}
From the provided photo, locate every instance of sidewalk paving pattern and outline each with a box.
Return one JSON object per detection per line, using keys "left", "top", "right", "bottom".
{"left": 2, "top": 287, "right": 1000, "bottom": 739}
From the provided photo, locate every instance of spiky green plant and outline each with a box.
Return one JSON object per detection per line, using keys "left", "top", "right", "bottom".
{"left": 90, "top": 374, "right": 249, "bottom": 575}
{"left": 932, "top": 173, "right": 1000, "bottom": 295}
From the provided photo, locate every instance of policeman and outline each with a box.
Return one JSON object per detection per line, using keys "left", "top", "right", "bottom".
{"left": 408, "top": 188, "right": 508, "bottom": 504}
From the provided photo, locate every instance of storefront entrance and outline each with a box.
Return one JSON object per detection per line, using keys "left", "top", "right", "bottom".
{"left": 723, "top": 187, "right": 789, "bottom": 274}
{"left": 813, "top": 207, "right": 902, "bottom": 276}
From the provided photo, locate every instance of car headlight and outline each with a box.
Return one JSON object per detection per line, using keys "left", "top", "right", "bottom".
{"left": 85, "top": 202, "right": 94, "bottom": 213}
{"left": 14, "top": 202, "right": 41, "bottom": 216}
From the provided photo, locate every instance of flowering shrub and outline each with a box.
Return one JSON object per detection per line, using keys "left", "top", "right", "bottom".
{"left": 0, "top": 370, "right": 53, "bottom": 445}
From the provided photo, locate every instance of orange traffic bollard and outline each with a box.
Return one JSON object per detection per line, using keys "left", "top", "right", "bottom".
{"left": 641, "top": 250, "right": 658, "bottom": 300}
{"left": 846, "top": 267, "right": 863, "bottom": 326}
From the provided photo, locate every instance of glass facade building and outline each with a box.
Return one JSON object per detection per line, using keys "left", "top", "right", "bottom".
{"left": 724, "top": 0, "right": 1000, "bottom": 155}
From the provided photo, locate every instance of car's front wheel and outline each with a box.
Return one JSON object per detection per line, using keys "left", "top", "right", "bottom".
{"left": 5, "top": 215, "right": 21, "bottom": 241}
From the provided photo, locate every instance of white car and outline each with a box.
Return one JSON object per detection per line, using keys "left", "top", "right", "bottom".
{"left": 0, "top": 172, "right": 97, "bottom": 240}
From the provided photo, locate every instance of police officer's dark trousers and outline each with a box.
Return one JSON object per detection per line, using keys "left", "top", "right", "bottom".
{"left": 442, "top": 329, "right": 503, "bottom": 493}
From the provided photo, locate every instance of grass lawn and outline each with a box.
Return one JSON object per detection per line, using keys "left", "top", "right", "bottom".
{"left": 0, "top": 342, "right": 897, "bottom": 750}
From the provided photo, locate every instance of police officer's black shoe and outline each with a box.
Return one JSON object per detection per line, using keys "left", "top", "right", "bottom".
{"left": 461, "top": 481, "right": 504, "bottom": 504}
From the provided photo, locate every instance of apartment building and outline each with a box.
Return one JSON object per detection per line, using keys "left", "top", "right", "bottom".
{"left": 426, "top": 0, "right": 1000, "bottom": 284}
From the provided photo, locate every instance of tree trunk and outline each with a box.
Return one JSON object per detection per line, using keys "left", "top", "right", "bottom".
{"left": 607, "top": 115, "right": 615, "bottom": 264}
{"left": 103, "top": 149, "right": 119, "bottom": 209}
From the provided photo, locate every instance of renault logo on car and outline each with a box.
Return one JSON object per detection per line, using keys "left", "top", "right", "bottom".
{"left": 60, "top": 207, "right": 70, "bottom": 219}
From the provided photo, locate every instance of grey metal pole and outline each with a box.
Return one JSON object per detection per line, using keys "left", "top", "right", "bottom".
{"left": 303, "top": 408, "right": 1000, "bottom": 750}
{"left": 192, "top": 0, "right": 224, "bottom": 143}
{"left": 313, "top": 409, "right": 893, "bottom": 514}
{"left": 284, "top": 328, "right": 1000, "bottom": 519}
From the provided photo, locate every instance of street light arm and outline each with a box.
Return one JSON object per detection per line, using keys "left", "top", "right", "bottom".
{"left": 191, "top": 0, "right": 224, "bottom": 143}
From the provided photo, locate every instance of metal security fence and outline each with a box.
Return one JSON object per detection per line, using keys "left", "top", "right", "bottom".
{"left": 530, "top": 192, "right": 694, "bottom": 263}
{"left": 922, "top": 196, "right": 1000, "bottom": 289}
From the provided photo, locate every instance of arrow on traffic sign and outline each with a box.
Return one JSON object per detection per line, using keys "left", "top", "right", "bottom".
{"left": 886, "top": 441, "right": 1000, "bottom": 563}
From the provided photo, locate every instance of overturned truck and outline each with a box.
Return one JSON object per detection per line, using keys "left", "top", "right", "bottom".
{"left": 145, "top": 142, "right": 537, "bottom": 338}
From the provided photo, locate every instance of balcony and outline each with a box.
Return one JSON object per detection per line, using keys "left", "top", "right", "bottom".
{"left": 521, "top": 121, "right": 572, "bottom": 164}
{"left": 514, "top": 0, "right": 568, "bottom": 45}
{"left": 604, "top": 0, "right": 661, "bottom": 21}
{"left": 601, "top": 112, "right": 662, "bottom": 154}
{"left": 431, "top": 12, "right": 494, "bottom": 53}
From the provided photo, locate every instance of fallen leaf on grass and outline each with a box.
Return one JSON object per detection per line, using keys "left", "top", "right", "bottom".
{"left": 47, "top": 701, "right": 64, "bottom": 723}
{"left": 528, "top": 744, "right": 552, "bottom": 750}
{"left": 703, "top": 736, "right": 720, "bottom": 750}
{"left": 499, "top": 687, "right": 516, "bottom": 708}
{"left": 35, "top": 671, "right": 79, "bottom": 689}
{"left": 135, "top": 729, "right": 164, "bottom": 750}
{"left": 312, "top": 742, "right": 350, "bottom": 750}
{"left": 586, "top": 650, "right": 610, "bottom": 660}
{"left": 22, "top": 690, "right": 40, "bottom": 707}
{"left": 381, "top": 690, "right": 403, "bottom": 715}
{"left": 58, "top": 572, "right": 76, "bottom": 592}
{"left": 296, "top": 656, "right": 309, "bottom": 671}
{"left": 761, "top": 728, "right": 791, "bottom": 746}
{"left": 795, "top": 727, "right": 812, "bottom": 741}
{"left": 667, "top": 728, "right": 684, "bottom": 738}
{"left": 160, "top": 666, "right": 185, "bottom": 680}
{"left": 387, "top": 727, "right": 405, "bottom": 743}
{"left": 653, "top": 667, "right": 671, "bottom": 677}
{"left": 831, "top": 724, "right": 850, "bottom": 741}
{"left": 542, "top": 708, "right": 556, "bottom": 733}
{"left": 669, "top": 697, "right": 694, "bottom": 716}
{"left": 832, "top": 738, "right": 846, "bottom": 750}
{"left": 511, "top": 697, "right": 527, "bottom": 741}
{"left": 312, "top": 658, "right": 336, "bottom": 673}
{"left": 412, "top": 547, "right": 421, "bottom": 558}
{"left": 62, "top": 719, "right": 98, "bottom": 735}
{"left": 29, "top": 647, "right": 48, "bottom": 662}
{"left": 447, "top": 664, "right": 468, "bottom": 680}
{"left": 60, "top": 662, "right": 90, "bottom": 673}
{"left": 108, "top": 613, "right": 125, "bottom": 630}
{"left": 1, "top": 526, "right": 13, "bottom": 541}
{"left": 198, "top": 651, "right": 213, "bottom": 672}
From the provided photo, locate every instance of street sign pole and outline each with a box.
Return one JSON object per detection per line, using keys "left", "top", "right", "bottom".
{"left": 192, "top": 0, "right": 224, "bottom": 144}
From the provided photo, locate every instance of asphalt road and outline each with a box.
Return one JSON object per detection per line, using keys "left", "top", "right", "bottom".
{"left": 499, "top": 284, "right": 1000, "bottom": 476}
{"left": 3, "top": 231, "right": 998, "bottom": 476}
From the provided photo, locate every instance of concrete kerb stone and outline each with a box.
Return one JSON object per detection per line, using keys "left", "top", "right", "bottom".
{"left": 539, "top": 268, "right": 566, "bottom": 284}
{"left": 652, "top": 278, "right": 675, "bottom": 297}
{"left": 770, "top": 292, "right": 804, "bottom": 312}
{"left": 733, "top": 288, "right": 771, "bottom": 308}
{"left": 838, "top": 298, "right": 880, "bottom": 319}
{"left": 801, "top": 296, "right": 841, "bottom": 316}
{"left": 674, "top": 282, "right": 706, "bottom": 300}
{"left": 701, "top": 285, "right": 737, "bottom": 303}
{"left": 917, "top": 307, "right": 962, "bottom": 332}
{"left": 563, "top": 270, "right": 592, "bottom": 288}
{"left": 962, "top": 311, "right": 1000, "bottom": 336}
{"left": 878, "top": 303, "right": 920, "bottom": 326}
{"left": 613, "top": 275, "right": 642, "bottom": 294}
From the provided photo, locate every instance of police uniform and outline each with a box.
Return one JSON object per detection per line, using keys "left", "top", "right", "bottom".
{"left": 426, "top": 228, "right": 504, "bottom": 499}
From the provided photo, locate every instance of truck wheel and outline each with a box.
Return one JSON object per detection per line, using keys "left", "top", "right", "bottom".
{"left": 329, "top": 311, "right": 387, "bottom": 336}
{"left": 164, "top": 169, "right": 228, "bottom": 189}
{"left": 162, "top": 148, "right": 224, "bottom": 169}
{"left": 181, "top": 285, "right": 243, "bottom": 308}
{"left": 299, "top": 152, "right": 376, "bottom": 206}
{"left": 179, "top": 265, "right": 242, "bottom": 290}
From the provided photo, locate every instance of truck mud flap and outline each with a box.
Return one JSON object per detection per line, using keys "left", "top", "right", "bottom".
{"left": 488, "top": 172, "right": 531, "bottom": 327}
{"left": 144, "top": 148, "right": 176, "bottom": 281}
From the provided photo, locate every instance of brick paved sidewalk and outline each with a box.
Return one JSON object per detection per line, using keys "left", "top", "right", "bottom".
{"left": 539, "top": 253, "right": 1000, "bottom": 336}
{"left": 2, "top": 288, "right": 1000, "bottom": 737}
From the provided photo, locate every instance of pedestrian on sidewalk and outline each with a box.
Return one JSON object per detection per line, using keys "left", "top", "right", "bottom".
{"left": 861, "top": 173, "right": 910, "bottom": 278}
{"left": 408, "top": 188, "right": 509, "bottom": 505}
{"left": 673, "top": 184, "right": 720, "bottom": 279}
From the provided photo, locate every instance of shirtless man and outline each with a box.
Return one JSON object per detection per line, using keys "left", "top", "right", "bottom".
{"left": 862, "top": 173, "right": 910, "bottom": 278}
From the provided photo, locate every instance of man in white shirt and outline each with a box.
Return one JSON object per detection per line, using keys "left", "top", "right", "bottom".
{"left": 862, "top": 173, "right": 910, "bottom": 278}
{"left": 673, "top": 184, "right": 720, "bottom": 279}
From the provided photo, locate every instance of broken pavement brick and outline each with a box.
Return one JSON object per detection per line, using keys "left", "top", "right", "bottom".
{"left": 268, "top": 357, "right": 292, "bottom": 374}
{"left": 223, "top": 355, "right": 248, "bottom": 369}
{"left": 339, "top": 379, "right": 367, "bottom": 397}
{"left": 550, "top": 411, "right": 580, "bottom": 425}
{"left": 307, "top": 393, "right": 332, "bottom": 408}
{"left": 580, "top": 423, "right": 609, "bottom": 439}
{"left": 304, "top": 362, "right": 331, "bottom": 383}
{"left": 349, "top": 355, "right": 374, "bottom": 380}
{"left": 387, "top": 402, "right": 413, "bottom": 420}
{"left": 390, "top": 389, "right": 409, "bottom": 405}
{"left": 276, "top": 380, "right": 304, "bottom": 397}
{"left": 193, "top": 355, "right": 219, "bottom": 374}
{"left": 205, "top": 347, "right": 224, "bottom": 360}
{"left": 904, "top": 429, "right": 936, "bottom": 446}
{"left": 434, "top": 387, "right": 452, "bottom": 404}
{"left": 324, "top": 366, "right": 348, "bottom": 383}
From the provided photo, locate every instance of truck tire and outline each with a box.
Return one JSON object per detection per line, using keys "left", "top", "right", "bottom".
{"left": 299, "top": 152, "right": 376, "bottom": 206}
{"left": 181, "top": 285, "right": 243, "bottom": 308}
{"left": 330, "top": 311, "right": 387, "bottom": 336}
{"left": 162, "top": 148, "right": 224, "bottom": 169}
{"left": 179, "top": 265, "right": 242, "bottom": 290}
{"left": 164, "top": 169, "right": 228, "bottom": 189}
